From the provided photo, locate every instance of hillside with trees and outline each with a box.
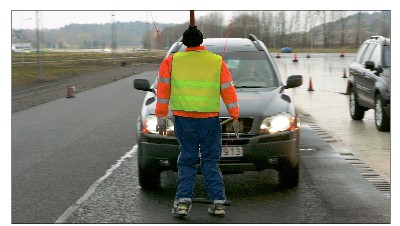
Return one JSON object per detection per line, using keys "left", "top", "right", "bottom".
{"left": 12, "top": 11, "right": 390, "bottom": 50}
{"left": 156, "top": 11, "right": 390, "bottom": 50}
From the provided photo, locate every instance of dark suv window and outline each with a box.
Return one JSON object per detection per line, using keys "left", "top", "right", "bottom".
{"left": 355, "top": 43, "right": 368, "bottom": 63}
{"left": 383, "top": 46, "right": 390, "bottom": 67}
{"left": 369, "top": 44, "right": 381, "bottom": 66}
{"left": 360, "top": 44, "right": 375, "bottom": 64}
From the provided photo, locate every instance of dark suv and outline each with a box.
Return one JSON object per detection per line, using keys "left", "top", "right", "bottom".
{"left": 134, "top": 35, "right": 303, "bottom": 190}
{"left": 348, "top": 36, "right": 391, "bottom": 131}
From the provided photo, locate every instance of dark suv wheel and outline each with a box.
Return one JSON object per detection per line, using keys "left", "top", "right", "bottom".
{"left": 138, "top": 163, "right": 161, "bottom": 190}
{"left": 374, "top": 93, "right": 390, "bottom": 131}
{"left": 349, "top": 87, "right": 365, "bottom": 120}
{"left": 279, "top": 165, "right": 299, "bottom": 189}
{"left": 138, "top": 147, "right": 161, "bottom": 190}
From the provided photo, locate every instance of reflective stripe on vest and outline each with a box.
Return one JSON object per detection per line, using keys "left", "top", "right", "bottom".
{"left": 170, "top": 51, "right": 222, "bottom": 112}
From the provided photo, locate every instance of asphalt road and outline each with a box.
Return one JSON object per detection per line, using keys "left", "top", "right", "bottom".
{"left": 11, "top": 71, "right": 154, "bottom": 223}
{"left": 58, "top": 119, "right": 390, "bottom": 224}
{"left": 11, "top": 71, "right": 390, "bottom": 223}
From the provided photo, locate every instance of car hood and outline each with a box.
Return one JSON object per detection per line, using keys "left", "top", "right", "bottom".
{"left": 143, "top": 87, "right": 295, "bottom": 120}
{"left": 221, "top": 87, "right": 295, "bottom": 118}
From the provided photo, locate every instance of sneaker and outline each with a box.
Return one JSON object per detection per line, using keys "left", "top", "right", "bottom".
{"left": 172, "top": 198, "right": 192, "bottom": 216}
{"left": 208, "top": 200, "right": 226, "bottom": 216}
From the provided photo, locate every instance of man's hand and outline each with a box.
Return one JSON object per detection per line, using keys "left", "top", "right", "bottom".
{"left": 232, "top": 120, "right": 239, "bottom": 139}
{"left": 156, "top": 116, "right": 168, "bottom": 135}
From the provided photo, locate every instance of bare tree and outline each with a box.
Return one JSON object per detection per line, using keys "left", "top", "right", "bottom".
{"left": 355, "top": 11, "right": 362, "bottom": 47}
{"left": 275, "top": 11, "right": 286, "bottom": 47}
{"left": 228, "top": 11, "right": 260, "bottom": 38}
{"left": 379, "top": 11, "right": 390, "bottom": 37}
{"left": 317, "top": 11, "right": 329, "bottom": 48}
{"left": 337, "top": 11, "right": 350, "bottom": 47}
{"left": 286, "top": 12, "right": 295, "bottom": 47}
{"left": 199, "top": 11, "right": 225, "bottom": 38}
{"left": 308, "top": 11, "right": 319, "bottom": 51}
{"left": 293, "top": 11, "right": 301, "bottom": 48}
{"left": 328, "top": 11, "right": 341, "bottom": 47}
{"left": 259, "top": 11, "right": 274, "bottom": 47}
{"left": 301, "top": 11, "right": 311, "bottom": 49}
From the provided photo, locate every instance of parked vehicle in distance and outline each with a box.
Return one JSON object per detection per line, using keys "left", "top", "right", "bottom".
{"left": 134, "top": 34, "right": 303, "bottom": 190}
{"left": 280, "top": 47, "right": 293, "bottom": 53}
{"left": 348, "top": 36, "right": 390, "bottom": 131}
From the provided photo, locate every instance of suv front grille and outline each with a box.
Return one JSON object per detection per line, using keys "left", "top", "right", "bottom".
{"left": 220, "top": 117, "right": 253, "bottom": 134}
{"left": 222, "top": 139, "right": 249, "bottom": 145}
{"left": 147, "top": 137, "right": 179, "bottom": 145}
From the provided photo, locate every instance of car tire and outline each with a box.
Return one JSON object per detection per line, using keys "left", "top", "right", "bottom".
{"left": 374, "top": 93, "right": 390, "bottom": 131}
{"left": 137, "top": 145, "right": 161, "bottom": 190}
{"left": 349, "top": 87, "right": 365, "bottom": 120}
{"left": 138, "top": 163, "right": 161, "bottom": 190}
{"left": 279, "top": 165, "right": 299, "bottom": 189}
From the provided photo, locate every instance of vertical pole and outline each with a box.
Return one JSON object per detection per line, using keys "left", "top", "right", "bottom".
{"left": 111, "top": 11, "right": 117, "bottom": 65}
{"left": 36, "top": 11, "right": 44, "bottom": 81}
{"left": 190, "top": 10, "right": 195, "bottom": 27}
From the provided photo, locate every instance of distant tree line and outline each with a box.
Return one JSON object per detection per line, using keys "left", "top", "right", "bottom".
{"left": 152, "top": 11, "right": 390, "bottom": 50}
{"left": 12, "top": 11, "right": 390, "bottom": 50}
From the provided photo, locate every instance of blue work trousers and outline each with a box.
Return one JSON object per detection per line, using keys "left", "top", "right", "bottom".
{"left": 174, "top": 116, "right": 226, "bottom": 201}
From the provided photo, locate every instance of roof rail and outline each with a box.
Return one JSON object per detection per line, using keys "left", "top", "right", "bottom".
{"left": 176, "top": 36, "right": 183, "bottom": 43}
{"left": 170, "top": 36, "right": 183, "bottom": 53}
{"left": 248, "top": 34, "right": 259, "bottom": 41}
{"left": 248, "top": 34, "right": 266, "bottom": 51}
{"left": 368, "top": 35, "right": 390, "bottom": 46}
{"left": 369, "top": 35, "right": 383, "bottom": 40}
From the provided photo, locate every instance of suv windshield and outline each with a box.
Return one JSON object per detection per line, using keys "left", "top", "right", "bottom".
{"left": 220, "top": 51, "right": 277, "bottom": 88}
{"left": 173, "top": 46, "right": 278, "bottom": 88}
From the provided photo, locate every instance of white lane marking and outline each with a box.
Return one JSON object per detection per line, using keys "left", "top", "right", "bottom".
{"left": 55, "top": 145, "right": 138, "bottom": 223}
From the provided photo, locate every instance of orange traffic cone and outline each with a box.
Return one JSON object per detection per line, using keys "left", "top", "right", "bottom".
{"left": 342, "top": 67, "right": 347, "bottom": 78}
{"left": 307, "top": 77, "right": 314, "bottom": 91}
{"left": 340, "top": 48, "right": 345, "bottom": 57}
{"left": 66, "top": 83, "right": 75, "bottom": 98}
{"left": 292, "top": 53, "right": 298, "bottom": 62}
{"left": 276, "top": 52, "right": 281, "bottom": 58}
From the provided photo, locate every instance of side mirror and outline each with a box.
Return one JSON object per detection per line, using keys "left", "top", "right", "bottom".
{"left": 134, "top": 79, "right": 152, "bottom": 91}
{"left": 365, "top": 61, "right": 375, "bottom": 70}
{"left": 286, "top": 75, "right": 303, "bottom": 89}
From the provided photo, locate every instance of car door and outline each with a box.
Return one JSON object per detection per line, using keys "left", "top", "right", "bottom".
{"left": 350, "top": 43, "right": 367, "bottom": 102}
{"left": 355, "top": 43, "right": 375, "bottom": 105}
{"left": 363, "top": 43, "right": 382, "bottom": 105}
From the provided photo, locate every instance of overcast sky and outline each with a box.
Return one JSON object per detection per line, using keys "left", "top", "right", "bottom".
{"left": 12, "top": 11, "right": 234, "bottom": 30}
{"left": 9, "top": 0, "right": 397, "bottom": 30}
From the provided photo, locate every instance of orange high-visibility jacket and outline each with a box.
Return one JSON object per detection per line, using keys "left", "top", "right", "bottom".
{"left": 155, "top": 46, "right": 239, "bottom": 121}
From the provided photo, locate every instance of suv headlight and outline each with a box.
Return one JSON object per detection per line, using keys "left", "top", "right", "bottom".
{"left": 260, "top": 113, "right": 296, "bottom": 134}
{"left": 142, "top": 115, "right": 175, "bottom": 135}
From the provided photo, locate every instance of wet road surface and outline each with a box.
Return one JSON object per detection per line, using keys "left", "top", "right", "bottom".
{"left": 275, "top": 53, "right": 390, "bottom": 182}
{"left": 12, "top": 57, "right": 391, "bottom": 223}
{"left": 58, "top": 115, "right": 390, "bottom": 223}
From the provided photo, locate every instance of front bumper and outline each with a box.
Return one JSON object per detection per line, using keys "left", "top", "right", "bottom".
{"left": 137, "top": 129, "right": 300, "bottom": 173}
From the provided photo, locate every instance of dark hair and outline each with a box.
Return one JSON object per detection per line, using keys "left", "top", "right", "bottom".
{"left": 182, "top": 26, "right": 203, "bottom": 47}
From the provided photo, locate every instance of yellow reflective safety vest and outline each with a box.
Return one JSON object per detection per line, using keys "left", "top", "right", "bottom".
{"left": 170, "top": 51, "right": 222, "bottom": 112}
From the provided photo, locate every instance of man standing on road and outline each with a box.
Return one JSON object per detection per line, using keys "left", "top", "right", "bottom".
{"left": 155, "top": 26, "right": 240, "bottom": 217}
